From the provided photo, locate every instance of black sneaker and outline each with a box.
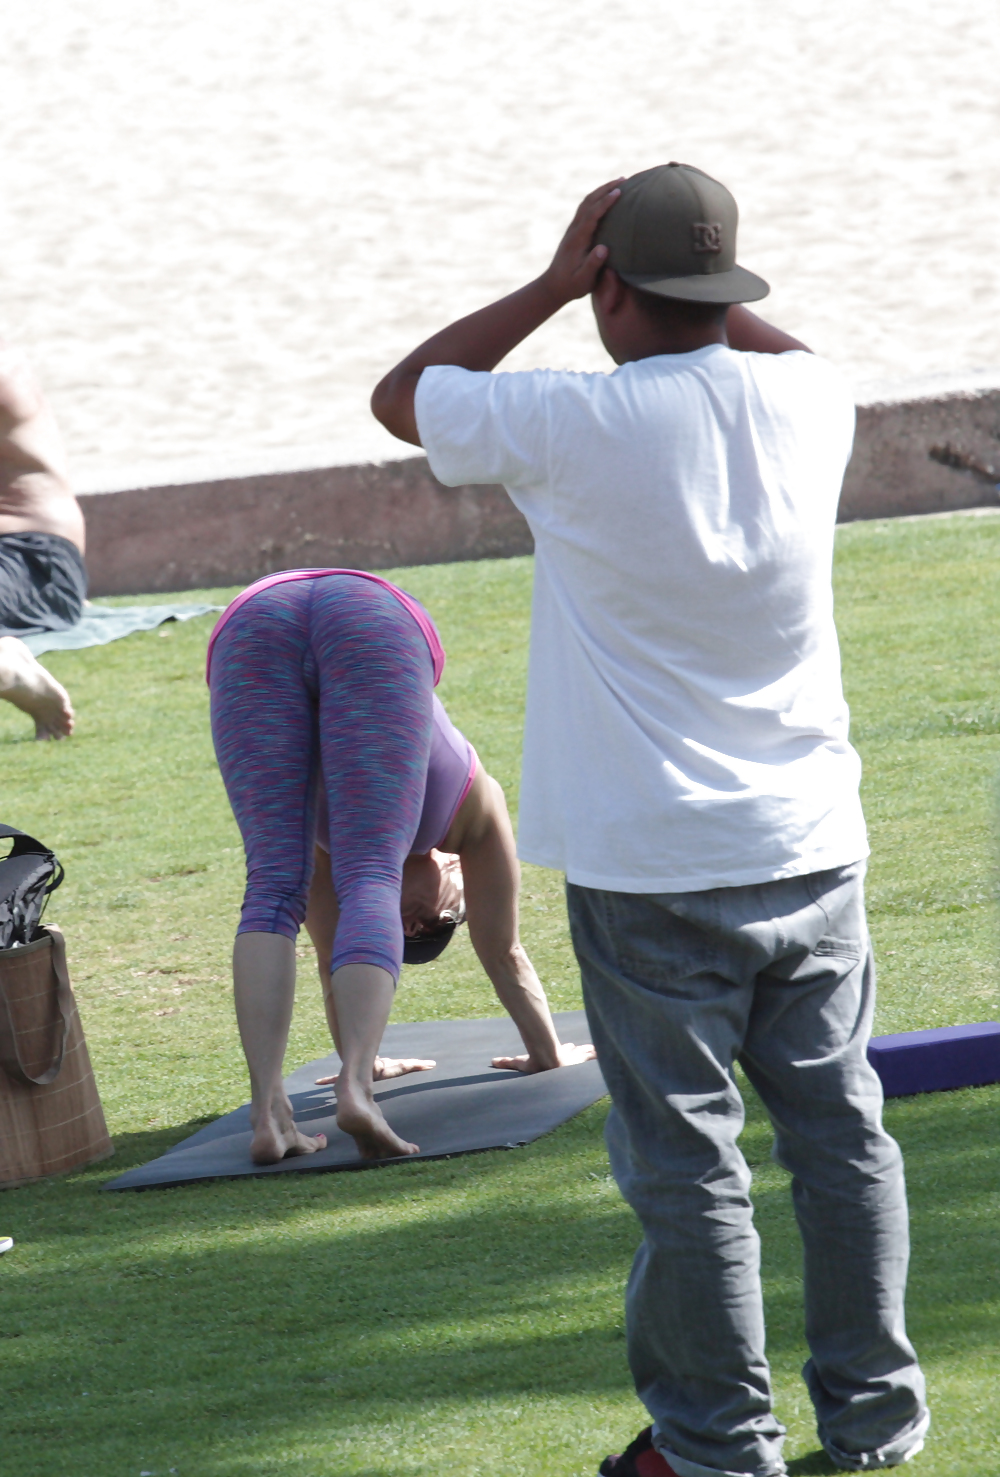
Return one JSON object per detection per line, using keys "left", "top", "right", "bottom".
{"left": 599, "top": 1426, "right": 680, "bottom": 1477}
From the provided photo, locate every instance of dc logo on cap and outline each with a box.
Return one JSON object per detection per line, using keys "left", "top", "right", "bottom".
{"left": 691, "top": 223, "right": 723, "bottom": 254}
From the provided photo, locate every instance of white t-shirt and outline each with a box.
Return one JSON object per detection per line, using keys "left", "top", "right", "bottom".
{"left": 415, "top": 345, "right": 867, "bottom": 892}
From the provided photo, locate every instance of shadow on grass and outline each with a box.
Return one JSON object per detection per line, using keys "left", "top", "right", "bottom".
{"left": 785, "top": 1453, "right": 838, "bottom": 1475}
{"left": 1, "top": 1110, "right": 637, "bottom": 1467}
{"left": 0, "top": 1116, "right": 221, "bottom": 1197}
{"left": 109, "top": 1117, "right": 221, "bottom": 1166}
{"left": 1, "top": 1087, "right": 996, "bottom": 1473}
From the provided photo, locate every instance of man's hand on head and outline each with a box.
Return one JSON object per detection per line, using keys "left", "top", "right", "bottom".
{"left": 370, "top": 177, "right": 625, "bottom": 446}
{"left": 540, "top": 179, "right": 624, "bottom": 307}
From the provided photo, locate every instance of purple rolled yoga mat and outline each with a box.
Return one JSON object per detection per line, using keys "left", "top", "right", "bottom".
{"left": 868, "top": 1021, "right": 1000, "bottom": 1097}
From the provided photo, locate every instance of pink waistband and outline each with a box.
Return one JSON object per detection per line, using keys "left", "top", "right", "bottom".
{"left": 205, "top": 569, "right": 446, "bottom": 685}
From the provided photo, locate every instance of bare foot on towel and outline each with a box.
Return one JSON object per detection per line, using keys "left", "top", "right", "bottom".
{"left": 315, "top": 1055, "right": 436, "bottom": 1085}
{"left": 335, "top": 1077, "right": 419, "bottom": 1160}
{"left": 249, "top": 1099, "right": 327, "bottom": 1165}
{"left": 0, "top": 636, "right": 74, "bottom": 739}
{"left": 491, "top": 1041, "right": 598, "bottom": 1073}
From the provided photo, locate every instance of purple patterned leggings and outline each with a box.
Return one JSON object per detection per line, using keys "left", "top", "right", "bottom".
{"left": 209, "top": 575, "right": 434, "bottom": 980}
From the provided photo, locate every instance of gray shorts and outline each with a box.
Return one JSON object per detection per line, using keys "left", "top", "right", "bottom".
{"left": 0, "top": 532, "right": 87, "bottom": 638}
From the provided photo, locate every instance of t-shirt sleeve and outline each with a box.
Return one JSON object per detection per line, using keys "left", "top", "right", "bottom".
{"left": 778, "top": 349, "right": 855, "bottom": 415}
{"left": 750, "top": 349, "right": 856, "bottom": 471}
{"left": 415, "top": 364, "right": 551, "bottom": 492}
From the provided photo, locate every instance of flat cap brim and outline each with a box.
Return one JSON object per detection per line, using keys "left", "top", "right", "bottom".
{"left": 622, "top": 264, "right": 770, "bottom": 305}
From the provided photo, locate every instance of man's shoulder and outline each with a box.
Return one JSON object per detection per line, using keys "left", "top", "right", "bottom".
{"left": 742, "top": 347, "right": 852, "bottom": 395}
{"left": 422, "top": 351, "right": 853, "bottom": 427}
{"left": 418, "top": 362, "right": 622, "bottom": 435}
{"left": 684, "top": 348, "right": 855, "bottom": 436}
{"left": 422, "top": 362, "right": 608, "bottom": 395}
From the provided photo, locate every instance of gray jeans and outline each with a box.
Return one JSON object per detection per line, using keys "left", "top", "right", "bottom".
{"left": 566, "top": 862, "right": 928, "bottom": 1476}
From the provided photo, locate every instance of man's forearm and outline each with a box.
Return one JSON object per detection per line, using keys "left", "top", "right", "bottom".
{"left": 371, "top": 276, "right": 564, "bottom": 445}
{"left": 726, "top": 305, "right": 810, "bottom": 355}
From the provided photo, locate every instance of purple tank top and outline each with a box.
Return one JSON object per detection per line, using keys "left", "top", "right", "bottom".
{"left": 316, "top": 695, "right": 477, "bottom": 857}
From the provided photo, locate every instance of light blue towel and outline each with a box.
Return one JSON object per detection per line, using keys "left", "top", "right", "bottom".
{"left": 23, "top": 603, "right": 221, "bottom": 657}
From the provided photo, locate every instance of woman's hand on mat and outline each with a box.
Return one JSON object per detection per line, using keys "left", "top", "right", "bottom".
{"left": 315, "top": 1055, "right": 436, "bottom": 1086}
{"left": 372, "top": 1055, "right": 436, "bottom": 1079}
{"left": 541, "top": 179, "right": 624, "bottom": 305}
{"left": 491, "top": 1041, "right": 597, "bottom": 1074}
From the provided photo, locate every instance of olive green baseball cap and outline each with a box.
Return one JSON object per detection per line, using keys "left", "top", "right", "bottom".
{"left": 595, "top": 162, "right": 769, "bottom": 305}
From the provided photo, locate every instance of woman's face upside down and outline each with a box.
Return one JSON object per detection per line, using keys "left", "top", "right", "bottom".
{"left": 400, "top": 849, "right": 464, "bottom": 938}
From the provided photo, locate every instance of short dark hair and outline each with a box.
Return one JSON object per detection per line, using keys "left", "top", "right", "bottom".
{"left": 401, "top": 884, "right": 467, "bottom": 966}
{"left": 402, "top": 917, "right": 459, "bottom": 965}
{"left": 627, "top": 286, "right": 729, "bottom": 331}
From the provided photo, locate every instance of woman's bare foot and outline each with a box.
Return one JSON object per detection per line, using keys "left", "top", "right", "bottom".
{"left": 0, "top": 636, "right": 74, "bottom": 739}
{"left": 335, "top": 1076, "right": 419, "bottom": 1160}
{"left": 249, "top": 1102, "right": 327, "bottom": 1165}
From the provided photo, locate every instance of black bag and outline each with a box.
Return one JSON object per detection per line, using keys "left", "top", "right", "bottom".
{"left": 0, "top": 825, "right": 64, "bottom": 951}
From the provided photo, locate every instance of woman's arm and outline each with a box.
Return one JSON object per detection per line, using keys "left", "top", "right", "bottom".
{"left": 445, "top": 766, "right": 596, "bottom": 1073}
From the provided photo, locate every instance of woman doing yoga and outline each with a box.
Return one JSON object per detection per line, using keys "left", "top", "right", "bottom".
{"left": 207, "top": 568, "right": 593, "bottom": 1164}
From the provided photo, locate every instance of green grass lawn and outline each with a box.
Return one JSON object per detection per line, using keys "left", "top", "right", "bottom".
{"left": 1, "top": 514, "right": 999, "bottom": 1477}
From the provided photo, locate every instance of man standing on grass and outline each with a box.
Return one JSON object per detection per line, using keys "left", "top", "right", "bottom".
{"left": 371, "top": 165, "right": 928, "bottom": 1476}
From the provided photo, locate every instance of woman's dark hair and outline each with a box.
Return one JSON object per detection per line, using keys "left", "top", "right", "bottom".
{"left": 402, "top": 918, "right": 460, "bottom": 965}
{"left": 401, "top": 879, "right": 467, "bottom": 966}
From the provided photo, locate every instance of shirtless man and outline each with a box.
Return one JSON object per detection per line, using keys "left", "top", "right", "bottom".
{"left": 0, "top": 341, "right": 84, "bottom": 739}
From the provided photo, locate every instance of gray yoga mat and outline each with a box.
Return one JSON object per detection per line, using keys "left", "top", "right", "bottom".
{"left": 104, "top": 1010, "right": 606, "bottom": 1191}
{"left": 24, "top": 602, "right": 220, "bottom": 656}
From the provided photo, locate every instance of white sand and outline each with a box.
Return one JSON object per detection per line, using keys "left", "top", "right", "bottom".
{"left": 1, "top": 0, "right": 998, "bottom": 486}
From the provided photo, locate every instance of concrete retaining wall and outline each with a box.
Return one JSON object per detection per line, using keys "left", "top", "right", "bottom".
{"left": 78, "top": 371, "right": 1000, "bottom": 596}
{"left": 78, "top": 455, "right": 533, "bottom": 596}
{"left": 840, "top": 370, "right": 1000, "bottom": 522}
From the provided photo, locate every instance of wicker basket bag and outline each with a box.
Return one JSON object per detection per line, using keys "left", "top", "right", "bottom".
{"left": 0, "top": 827, "right": 112, "bottom": 1188}
{"left": 0, "top": 926, "right": 113, "bottom": 1187}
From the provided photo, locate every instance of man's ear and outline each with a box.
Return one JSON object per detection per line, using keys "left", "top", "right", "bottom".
{"left": 592, "top": 266, "right": 628, "bottom": 316}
